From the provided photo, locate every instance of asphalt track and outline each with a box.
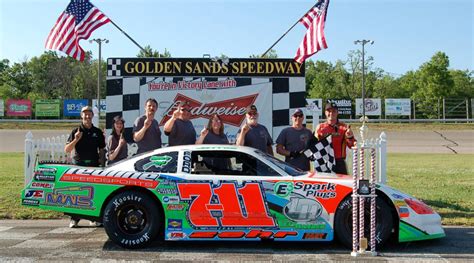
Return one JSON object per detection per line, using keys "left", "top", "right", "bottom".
{"left": 1, "top": 129, "right": 474, "bottom": 154}
{"left": 0, "top": 220, "right": 473, "bottom": 262}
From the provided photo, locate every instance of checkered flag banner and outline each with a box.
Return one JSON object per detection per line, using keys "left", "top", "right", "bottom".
{"left": 303, "top": 135, "right": 335, "bottom": 173}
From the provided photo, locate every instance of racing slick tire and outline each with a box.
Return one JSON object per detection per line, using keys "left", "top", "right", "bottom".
{"left": 103, "top": 191, "right": 161, "bottom": 249}
{"left": 334, "top": 195, "right": 394, "bottom": 249}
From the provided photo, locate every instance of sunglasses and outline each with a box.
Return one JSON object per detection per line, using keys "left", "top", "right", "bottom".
{"left": 248, "top": 112, "right": 258, "bottom": 116}
{"left": 293, "top": 114, "right": 304, "bottom": 118}
{"left": 181, "top": 108, "right": 190, "bottom": 112}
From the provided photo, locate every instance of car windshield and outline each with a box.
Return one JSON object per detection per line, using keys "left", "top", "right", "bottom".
{"left": 256, "top": 151, "right": 307, "bottom": 177}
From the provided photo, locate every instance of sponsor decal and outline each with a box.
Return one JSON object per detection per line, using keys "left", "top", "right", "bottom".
{"left": 167, "top": 219, "right": 182, "bottom": 230}
{"left": 30, "top": 182, "right": 53, "bottom": 189}
{"left": 45, "top": 186, "right": 94, "bottom": 209}
{"left": 303, "top": 233, "right": 327, "bottom": 240}
{"left": 167, "top": 231, "right": 186, "bottom": 240}
{"left": 62, "top": 168, "right": 160, "bottom": 180}
{"left": 22, "top": 199, "right": 40, "bottom": 206}
{"left": 143, "top": 155, "right": 173, "bottom": 170}
{"left": 156, "top": 188, "right": 178, "bottom": 195}
{"left": 392, "top": 193, "right": 405, "bottom": 200}
{"left": 37, "top": 167, "right": 57, "bottom": 175}
{"left": 25, "top": 189, "right": 44, "bottom": 199}
{"left": 178, "top": 182, "right": 275, "bottom": 228}
{"left": 166, "top": 204, "right": 185, "bottom": 211}
{"left": 283, "top": 197, "right": 323, "bottom": 222}
{"left": 61, "top": 174, "right": 158, "bottom": 188}
{"left": 34, "top": 172, "right": 55, "bottom": 182}
{"left": 182, "top": 151, "right": 192, "bottom": 173}
{"left": 189, "top": 230, "right": 297, "bottom": 239}
{"left": 113, "top": 194, "right": 142, "bottom": 211}
{"left": 159, "top": 93, "right": 258, "bottom": 127}
{"left": 398, "top": 207, "right": 410, "bottom": 218}
{"left": 274, "top": 182, "right": 294, "bottom": 197}
{"left": 293, "top": 182, "right": 336, "bottom": 199}
{"left": 162, "top": 196, "right": 180, "bottom": 204}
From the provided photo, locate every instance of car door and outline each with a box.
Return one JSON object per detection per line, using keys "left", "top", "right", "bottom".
{"left": 177, "top": 149, "right": 290, "bottom": 231}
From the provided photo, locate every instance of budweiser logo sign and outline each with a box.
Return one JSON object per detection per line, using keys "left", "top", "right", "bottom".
{"left": 159, "top": 94, "right": 258, "bottom": 126}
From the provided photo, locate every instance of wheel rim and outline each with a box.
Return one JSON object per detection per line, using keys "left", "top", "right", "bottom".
{"left": 117, "top": 204, "right": 148, "bottom": 235}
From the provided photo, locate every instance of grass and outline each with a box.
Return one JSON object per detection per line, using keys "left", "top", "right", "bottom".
{"left": 1, "top": 152, "right": 473, "bottom": 225}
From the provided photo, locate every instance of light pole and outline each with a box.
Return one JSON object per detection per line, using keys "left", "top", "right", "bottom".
{"left": 89, "top": 38, "right": 109, "bottom": 125}
{"left": 354, "top": 39, "right": 374, "bottom": 141}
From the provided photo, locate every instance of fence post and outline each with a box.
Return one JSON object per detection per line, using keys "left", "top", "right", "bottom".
{"left": 467, "top": 98, "right": 469, "bottom": 120}
{"left": 443, "top": 97, "right": 446, "bottom": 121}
{"left": 24, "top": 131, "right": 34, "bottom": 186}
{"left": 378, "top": 132, "right": 387, "bottom": 184}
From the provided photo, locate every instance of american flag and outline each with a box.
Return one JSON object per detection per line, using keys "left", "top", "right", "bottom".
{"left": 45, "top": 0, "right": 110, "bottom": 61}
{"left": 294, "top": 0, "right": 330, "bottom": 63}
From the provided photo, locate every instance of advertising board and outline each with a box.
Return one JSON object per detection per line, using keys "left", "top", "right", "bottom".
{"left": 64, "top": 99, "right": 88, "bottom": 117}
{"left": 355, "top": 98, "right": 382, "bottom": 116}
{"left": 35, "top": 99, "right": 60, "bottom": 118}
{"left": 385, "top": 98, "right": 411, "bottom": 116}
{"left": 6, "top": 99, "right": 31, "bottom": 117}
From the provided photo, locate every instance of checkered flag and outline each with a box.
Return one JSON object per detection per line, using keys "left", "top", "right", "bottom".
{"left": 303, "top": 135, "right": 335, "bottom": 173}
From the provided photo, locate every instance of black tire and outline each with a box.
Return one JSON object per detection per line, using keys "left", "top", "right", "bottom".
{"left": 334, "top": 194, "right": 394, "bottom": 249}
{"left": 103, "top": 191, "right": 161, "bottom": 249}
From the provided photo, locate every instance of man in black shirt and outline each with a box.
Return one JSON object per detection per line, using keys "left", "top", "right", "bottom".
{"left": 64, "top": 106, "right": 105, "bottom": 227}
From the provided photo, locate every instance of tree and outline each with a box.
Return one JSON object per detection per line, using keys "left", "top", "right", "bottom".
{"left": 137, "top": 45, "right": 171, "bottom": 58}
{"left": 249, "top": 49, "right": 278, "bottom": 58}
{"left": 413, "top": 52, "right": 454, "bottom": 118}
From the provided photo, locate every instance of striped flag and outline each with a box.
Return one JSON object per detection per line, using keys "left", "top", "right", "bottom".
{"left": 45, "top": 0, "right": 110, "bottom": 61}
{"left": 294, "top": 0, "right": 330, "bottom": 63}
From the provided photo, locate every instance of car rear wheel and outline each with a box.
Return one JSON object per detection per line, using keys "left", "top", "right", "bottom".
{"left": 334, "top": 195, "right": 394, "bottom": 249}
{"left": 103, "top": 191, "right": 161, "bottom": 249}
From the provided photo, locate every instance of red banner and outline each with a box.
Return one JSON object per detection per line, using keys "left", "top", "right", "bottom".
{"left": 6, "top": 99, "right": 32, "bottom": 117}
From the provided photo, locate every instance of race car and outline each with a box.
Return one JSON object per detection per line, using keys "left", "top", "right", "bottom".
{"left": 21, "top": 144, "right": 445, "bottom": 249}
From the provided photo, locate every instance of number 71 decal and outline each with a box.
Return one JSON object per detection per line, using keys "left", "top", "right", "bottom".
{"left": 177, "top": 182, "right": 276, "bottom": 228}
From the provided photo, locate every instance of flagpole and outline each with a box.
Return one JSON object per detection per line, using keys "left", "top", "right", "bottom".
{"left": 261, "top": 3, "right": 318, "bottom": 57}
{"left": 109, "top": 20, "right": 146, "bottom": 53}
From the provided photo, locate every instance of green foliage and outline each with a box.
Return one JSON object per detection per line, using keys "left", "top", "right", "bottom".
{"left": 136, "top": 45, "right": 171, "bottom": 58}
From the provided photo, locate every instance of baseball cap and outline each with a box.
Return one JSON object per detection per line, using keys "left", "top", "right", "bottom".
{"left": 292, "top": 108, "right": 304, "bottom": 116}
{"left": 325, "top": 102, "right": 338, "bottom": 111}
{"left": 246, "top": 105, "right": 258, "bottom": 114}
{"left": 81, "top": 106, "right": 93, "bottom": 113}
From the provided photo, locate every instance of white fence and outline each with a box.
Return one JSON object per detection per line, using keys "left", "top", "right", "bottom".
{"left": 24, "top": 131, "right": 387, "bottom": 185}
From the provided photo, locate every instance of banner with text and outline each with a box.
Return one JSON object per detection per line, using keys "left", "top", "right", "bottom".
{"left": 385, "top": 99, "right": 411, "bottom": 116}
{"left": 6, "top": 99, "right": 32, "bottom": 117}
{"left": 35, "top": 99, "right": 60, "bottom": 118}
{"left": 356, "top": 98, "right": 382, "bottom": 116}
{"left": 64, "top": 99, "right": 88, "bottom": 117}
{"left": 0, "top": 99, "right": 4, "bottom": 117}
{"left": 327, "top": 99, "right": 352, "bottom": 116}
{"left": 92, "top": 99, "right": 107, "bottom": 117}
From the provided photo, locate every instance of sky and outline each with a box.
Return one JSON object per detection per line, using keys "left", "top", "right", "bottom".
{"left": 0, "top": 0, "right": 472, "bottom": 76}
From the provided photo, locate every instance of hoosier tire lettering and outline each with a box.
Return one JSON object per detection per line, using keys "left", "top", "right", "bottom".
{"left": 103, "top": 191, "right": 162, "bottom": 249}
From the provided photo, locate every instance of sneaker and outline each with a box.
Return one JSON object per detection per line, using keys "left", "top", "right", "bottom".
{"left": 89, "top": 221, "right": 103, "bottom": 227}
{"left": 69, "top": 219, "right": 79, "bottom": 228}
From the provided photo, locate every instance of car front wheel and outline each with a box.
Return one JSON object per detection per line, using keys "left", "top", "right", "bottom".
{"left": 103, "top": 191, "right": 161, "bottom": 249}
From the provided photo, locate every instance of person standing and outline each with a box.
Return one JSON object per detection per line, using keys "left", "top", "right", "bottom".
{"left": 64, "top": 105, "right": 106, "bottom": 228}
{"left": 276, "top": 109, "right": 313, "bottom": 171}
{"left": 236, "top": 105, "right": 273, "bottom": 155}
{"left": 107, "top": 115, "right": 128, "bottom": 165}
{"left": 315, "top": 102, "right": 356, "bottom": 174}
{"left": 164, "top": 102, "right": 196, "bottom": 146}
{"left": 133, "top": 98, "right": 162, "bottom": 154}
{"left": 196, "top": 114, "right": 229, "bottom": 145}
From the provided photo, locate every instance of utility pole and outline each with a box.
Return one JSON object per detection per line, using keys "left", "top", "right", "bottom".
{"left": 89, "top": 38, "right": 109, "bottom": 126}
{"left": 354, "top": 39, "right": 374, "bottom": 141}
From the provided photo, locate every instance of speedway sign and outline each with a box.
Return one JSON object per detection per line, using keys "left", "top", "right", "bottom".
{"left": 385, "top": 99, "right": 411, "bottom": 116}
{"left": 106, "top": 58, "right": 307, "bottom": 144}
